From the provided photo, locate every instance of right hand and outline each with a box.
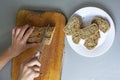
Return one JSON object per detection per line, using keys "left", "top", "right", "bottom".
{"left": 18, "top": 53, "right": 41, "bottom": 80}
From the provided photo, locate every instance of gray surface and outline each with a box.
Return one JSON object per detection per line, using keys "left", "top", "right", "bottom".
{"left": 0, "top": 0, "right": 120, "bottom": 80}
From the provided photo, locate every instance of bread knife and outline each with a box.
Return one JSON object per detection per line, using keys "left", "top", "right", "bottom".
{"left": 37, "top": 24, "right": 50, "bottom": 59}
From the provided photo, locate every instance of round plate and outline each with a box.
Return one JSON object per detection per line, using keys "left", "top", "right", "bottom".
{"left": 66, "top": 7, "right": 115, "bottom": 57}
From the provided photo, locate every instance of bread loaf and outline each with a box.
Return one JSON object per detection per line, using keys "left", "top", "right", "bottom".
{"left": 27, "top": 27, "right": 46, "bottom": 43}
{"left": 27, "top": 26, "right": 55, "bottom": 45}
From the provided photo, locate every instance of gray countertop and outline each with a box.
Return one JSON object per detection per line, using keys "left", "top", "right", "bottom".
{"left": 0, "top": 0, "right": 120, "bottom": 80}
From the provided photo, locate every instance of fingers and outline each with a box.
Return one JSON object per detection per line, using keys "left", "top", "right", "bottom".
{"left": 13, "top": 25, "right": 34, "bottom": 42}
{"left": 25, "top": 59, "right": 41, "bottom": 78}
{"left": 19, "top": 56, "right": 41, "bottom": 80}
{"left": 29, "top": 69, "right": 40, "bottom": 78}
{"left": 12, "top": 27, "right": 15, "bottom": 39}
{"left": 18, "top": 25, "right": 29, "bottom": 40}
{"left": 25, "top": 67, "right": 40, "bottom": 78}
{"left": 22, "top": 27, "right": 34, "bottom": 42}
{"left": 32, "top": 66, "right": 40, "bottom": 72}
{"left": 15, "top": 27, "right": 21, "bottom": 39}
{"left": 26, "top": 58, "right": 41, "bottom": 67}
{"left": 33, "top": 71, "right": 40, "bottom": 78}
{"left": 26, "top": 43, "right": 39, "bottom": 49}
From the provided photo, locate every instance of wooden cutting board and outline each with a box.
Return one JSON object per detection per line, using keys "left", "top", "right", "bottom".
{"left": 12, "top": 10, "right": 66, "bottom": 80}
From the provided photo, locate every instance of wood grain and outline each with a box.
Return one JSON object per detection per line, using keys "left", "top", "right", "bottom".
{"left": 12, "top": 10, "right": 66, "bottom": 80}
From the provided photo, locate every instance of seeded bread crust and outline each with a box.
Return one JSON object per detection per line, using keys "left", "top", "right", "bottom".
{"left": 92, "top": 17, "right": 110, "bottom": 33}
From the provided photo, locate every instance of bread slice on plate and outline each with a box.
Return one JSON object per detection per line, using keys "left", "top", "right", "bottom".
{"left": 72, "top": 32, "right": 81, "bottom": 44}
{"left": 64, "top": 16, "right": 82, "bottom": 35}
{"left": 79, "top": 23, "right": 99, "bottom": 39}
{"left": 92, "top": 17, "right": 110, "bottom": 33}
{"left": 84, "top": 31, "right": 100, "bottom": 50}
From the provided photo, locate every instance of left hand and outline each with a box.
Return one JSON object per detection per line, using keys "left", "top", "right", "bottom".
{"left": 0, "top": 25, "right": 39, "bottom": 70}
{"left": 8, "top": 25, "right": 38, "bottom": 58}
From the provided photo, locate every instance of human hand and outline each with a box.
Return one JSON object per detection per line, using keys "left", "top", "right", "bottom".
{"left": 8, "top": 25, "right": 38, "bottom": 58}
{"left": 18, "top": 52, "right": 41, "bottom": 80}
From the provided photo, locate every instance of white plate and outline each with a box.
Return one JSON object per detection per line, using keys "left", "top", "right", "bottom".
{"left": 66, "top": 7, "right": 115, "bottom": 57}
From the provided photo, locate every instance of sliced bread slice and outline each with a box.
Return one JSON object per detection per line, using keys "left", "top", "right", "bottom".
{"left": 72, "top": 32, "right": 81, "bottom": 44}
{"left": 64, "top": 16, "right": 82, "bottom": 35}
{"left": 84, "top": 31, "right": 100, "bottom": 50}
{"left": 79, "top": 23, "right": 99, "bottom": 39}
{"left": 92, "top": 17, "right": 110, "bottom": 33}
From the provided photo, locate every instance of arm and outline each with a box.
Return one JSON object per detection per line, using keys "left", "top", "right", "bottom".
{"left": 0, "top": 48, "right": 13, "bottom": 70}
{"left": 0, "top": 25, "right": 38, "bottom": 70}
